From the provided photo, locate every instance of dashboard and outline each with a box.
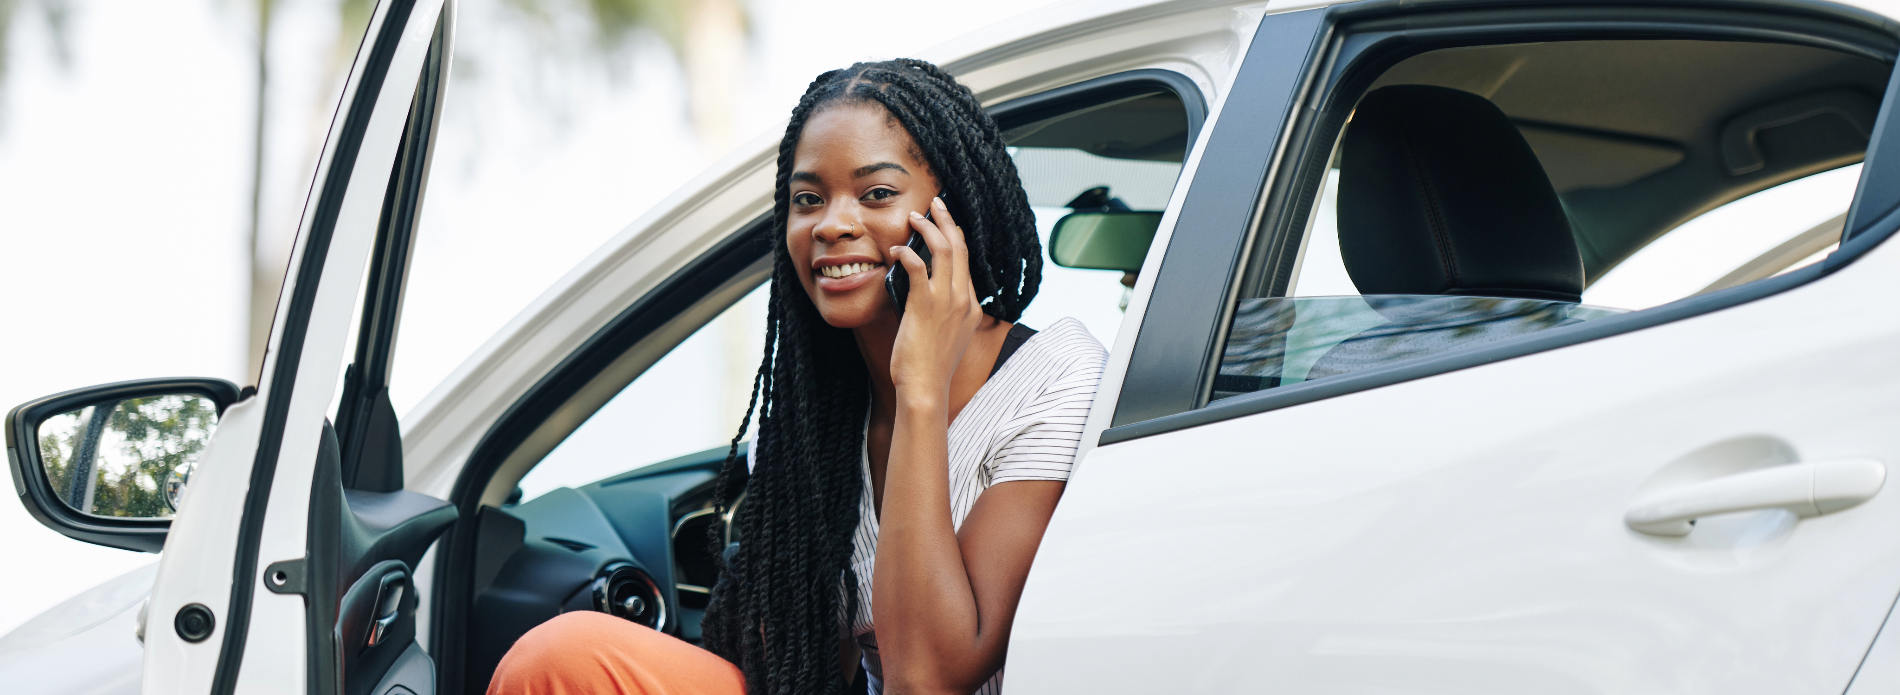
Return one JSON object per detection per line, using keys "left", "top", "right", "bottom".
{"left": 464, "top": 446, "right": 740, "bottom": 687}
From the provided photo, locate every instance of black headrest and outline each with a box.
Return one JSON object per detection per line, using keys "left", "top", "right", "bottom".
{"left": 1337, "top": 85, "right": 1583, "bottom": 303}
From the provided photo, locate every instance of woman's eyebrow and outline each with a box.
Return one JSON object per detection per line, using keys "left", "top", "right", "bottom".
{"left": 854, "top": 162, "right": 907, "bottom": 178}
{"left": 789, "top": 162, "right": 906, "bottom": 185}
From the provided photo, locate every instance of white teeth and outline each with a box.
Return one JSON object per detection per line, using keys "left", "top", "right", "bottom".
{"left": 821, "top": 262, "right": 876, "bottom": 278}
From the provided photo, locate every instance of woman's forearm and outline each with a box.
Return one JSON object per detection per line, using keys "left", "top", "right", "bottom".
{"left": 873, "top": 389, "right": 997, "bottom": 694}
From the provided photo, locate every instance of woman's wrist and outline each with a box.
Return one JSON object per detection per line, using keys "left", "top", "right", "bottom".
{"left": 892, "top": 384, "right": 951, "bottom": 418}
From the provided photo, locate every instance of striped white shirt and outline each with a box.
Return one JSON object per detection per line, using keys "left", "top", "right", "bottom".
{"left": 751, "top": 317, "right": 1106, "bottom": 695}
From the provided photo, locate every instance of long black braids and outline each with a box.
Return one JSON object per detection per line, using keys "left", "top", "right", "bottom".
{"left": 701, "top": 59, "right": 1042, "bottom": 694}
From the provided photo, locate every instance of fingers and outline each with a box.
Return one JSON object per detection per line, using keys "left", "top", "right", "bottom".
{"left": 908, "top": 208, "right": 951, "bottom": 267}
{"left": 932, "top": 197, "right": 971, "bottom": 287}
{"left": 890, "top": 243, "right": 930, "bottom": 283}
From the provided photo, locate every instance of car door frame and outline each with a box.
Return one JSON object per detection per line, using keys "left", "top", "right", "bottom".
{"left": 1103, "top": 0, "right": 1900, "bottom": 442}
{"left": 139, "top": 2, "right": 455, "bottom": 694}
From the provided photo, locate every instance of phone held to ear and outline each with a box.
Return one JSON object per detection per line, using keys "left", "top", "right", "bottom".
{"left": 885, "top": 197, "right": 943, "bottom": 317}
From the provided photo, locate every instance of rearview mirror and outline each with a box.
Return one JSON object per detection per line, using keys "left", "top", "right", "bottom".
{"left": 6, "top": 378, "right": 240, "bottom": 552}
{"left": 1048, "top": 210, "right": 1163, "bottom": 272}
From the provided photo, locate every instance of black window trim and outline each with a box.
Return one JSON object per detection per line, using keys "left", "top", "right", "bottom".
{"left": 429, "top": 66, "right": 1209, "bottom": 692}
{"left": 1102, "top": 0, "right": 1900, "bottom": 446}
{"left": 987, "top": 67, "right": 1209, "bottom": 148}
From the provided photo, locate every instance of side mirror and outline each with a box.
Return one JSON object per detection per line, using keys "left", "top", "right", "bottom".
{"left": 1048, "top": 210, "right": 1163, "bottom": 272}
{"left": 6, "top": 377, "right": 241, "bottom": 552}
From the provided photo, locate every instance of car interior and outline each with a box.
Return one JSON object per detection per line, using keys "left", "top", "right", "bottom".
{"left": 441, "top": 77, "right": 1201, "bottom": 693}
{"left": 1214, "top": 38, "right": 1887, "bottom": 400}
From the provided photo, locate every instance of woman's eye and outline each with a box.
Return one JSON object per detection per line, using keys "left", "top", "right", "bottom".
{"left": 792, "top": 192, "right": 821, "bottom": 206}
{"left": 863, "top": 188, "right": 897, "bottom": 202}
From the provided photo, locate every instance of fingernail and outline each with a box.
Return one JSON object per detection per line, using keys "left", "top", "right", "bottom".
{"left": 933, "top": 197, "right": 944, "bottom": 206}
{"left": 910, "top": 211, "right": 923, "bottom": 219}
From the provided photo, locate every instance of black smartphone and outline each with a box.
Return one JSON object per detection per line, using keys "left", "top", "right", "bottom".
{"left": 885, "top": 197, "right": 942, "bottom": 317}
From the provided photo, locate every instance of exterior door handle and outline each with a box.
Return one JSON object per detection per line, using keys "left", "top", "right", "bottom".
{"left": 1625, "top": 459, "right": 1886, "bottom": 536}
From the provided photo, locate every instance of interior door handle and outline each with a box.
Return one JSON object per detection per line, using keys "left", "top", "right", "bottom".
{"left": 366, "top": 571, "right": 407, "bottom": 648}
{"left": 1625, "top": 459, "right": 1886, "bottom": 536}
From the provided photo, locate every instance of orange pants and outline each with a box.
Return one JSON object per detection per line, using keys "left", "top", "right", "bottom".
{"left": 487, "top": 612, "right": 746, "bottom": 695}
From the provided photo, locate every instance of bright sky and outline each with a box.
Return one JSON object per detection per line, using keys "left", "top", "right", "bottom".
{"left": 0, "top": 0, "right": 1072, "bottom": 637}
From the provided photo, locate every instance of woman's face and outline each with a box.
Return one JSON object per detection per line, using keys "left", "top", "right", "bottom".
{"left": 787, "top": 102, "right": 941, "bottom": 329}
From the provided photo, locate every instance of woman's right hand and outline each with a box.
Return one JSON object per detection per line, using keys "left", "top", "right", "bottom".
{"left": 886, "top": 196, "right": 983, "bottom": 402}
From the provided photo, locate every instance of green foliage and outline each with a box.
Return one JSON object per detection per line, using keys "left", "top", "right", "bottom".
{"left": 35, "top": 396, "right": 217, "bottom": 519}
{"left": 95, "top": 395, "right": 216, "bottom": 518}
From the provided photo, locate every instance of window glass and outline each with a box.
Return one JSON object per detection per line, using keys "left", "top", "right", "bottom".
{"left": 1222, "top": 165, "right": 1630, "bottom": 401}
{"left": 1216, "top": 295, "right": 1623, "bottom": 397}
{"left": 1011, "top": 147, "right": 1181, "bottom": 342}
{"left": 1005, "top": 91, "right": 1190, "bottom": 345}
{"left": 519, "top": 285, "right": 767, "bottom": 502}
{"left": 517, "top": 86, "right": 1196, "bottom": 498}
{"left": 1212, "top": 39, "right": 1880, "bottom": 403}
{"left": 1294, "top": 163, "right": 1860, "bottom": 310}
{"left": 1582, "top": 164, "right": 1858, "bottom": 310}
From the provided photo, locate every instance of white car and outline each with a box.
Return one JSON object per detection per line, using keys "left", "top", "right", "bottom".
{"left": 9, "top": 0, "right": 1900, "bottom": 692}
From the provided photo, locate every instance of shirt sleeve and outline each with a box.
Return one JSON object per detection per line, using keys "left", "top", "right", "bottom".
{"left": 989, "top": 350, "right": 1106, "bottom": 485}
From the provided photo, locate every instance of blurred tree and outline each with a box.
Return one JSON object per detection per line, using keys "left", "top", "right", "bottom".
{"left": 38, "top": 395, "right": 217, "bottom": 519}
{"left": 243, "top": 0, "right": 747, "bottom": 379}
{"left": 0, "top": 0, "right": 73, "bottom": 116}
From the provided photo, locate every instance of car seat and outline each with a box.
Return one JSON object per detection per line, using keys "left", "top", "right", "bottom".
{"left": 1306, "top": 84, "right": 1589, "bottom": 379}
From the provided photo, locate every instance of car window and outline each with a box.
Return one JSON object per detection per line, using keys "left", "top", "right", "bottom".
{"left": 1005, "top": 90, "right": 1191, "bottom": 344}
{"left": 1582, "top": 164, "right": 1859, "bottom": 309}
{"left": 1298, "top": 164, "right": 1861, "bottom": 311}
{"left": 518, "top": 284, "right": 767, "bottom": 502}
{"left": 517, "top": 81, "right": 1196, "bottom": 498}
{"left": 1211, "top": 39, "right": 1882, "bottom": 403}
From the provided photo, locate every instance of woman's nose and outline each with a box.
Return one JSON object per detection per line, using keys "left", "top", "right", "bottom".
{"left": 814, "top": 209, "right": 861, "bottom": 242}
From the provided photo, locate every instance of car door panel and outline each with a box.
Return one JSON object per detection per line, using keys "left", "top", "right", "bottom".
{"left": 140, "top": 1, "right": 452, "bottom": 693}
{"left": 1010, "top": 3, "right": 1900, "bottom": 691}
{"left": 1012, "top": 230, "right": 1900, "bottom": 693}
{"left": 144, "top": 394, "right": 265, "bottom": 694}
{"left": 307, "top": 422, "right": 456, "bottom": 695}
{"left": 234, "top": 2, "right": 449, "bottom": 690}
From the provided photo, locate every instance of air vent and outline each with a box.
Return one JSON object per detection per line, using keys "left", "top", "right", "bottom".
{"left": 591, "top": 562, "right": 667, "bottom": 632}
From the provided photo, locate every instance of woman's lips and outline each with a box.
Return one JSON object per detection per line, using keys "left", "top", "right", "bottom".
{"left": 814, "top": 261, "right": 884, "bottom": 292}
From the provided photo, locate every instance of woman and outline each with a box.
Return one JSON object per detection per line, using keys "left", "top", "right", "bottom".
{"left": 489, "top": 58, "right": 1106, "bottom": 695}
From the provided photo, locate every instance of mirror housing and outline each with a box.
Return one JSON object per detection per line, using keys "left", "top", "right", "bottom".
{"left": 1048, "top": 210, "right": 1163, "bottom": 272}
{"left": 6, "top": 377, "right": 241, "bottom": 552}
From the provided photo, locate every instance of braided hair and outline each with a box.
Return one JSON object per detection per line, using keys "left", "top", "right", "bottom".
{"left": 701, "top": 58, "right": 1041, "bottom": 694}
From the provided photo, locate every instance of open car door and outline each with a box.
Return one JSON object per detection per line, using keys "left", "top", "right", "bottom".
{"left": 141, "top": 1, "right": 455, "bottom": 694}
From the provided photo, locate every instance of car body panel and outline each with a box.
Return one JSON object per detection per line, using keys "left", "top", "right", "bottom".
{"left": 0, "top": 563, "right": 152, "bottom": 695}
{"left": 1009, "top": 6, "right": 1900, "bottom": 669}
{"left": 1010, "top": 219, "right": 1900, "bottom": 693}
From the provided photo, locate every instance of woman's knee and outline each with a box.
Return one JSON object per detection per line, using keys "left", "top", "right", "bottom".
{"left": 491, "top": 611, "right": 743, "bottom": 695}
{"left": 493, "top": 612, "right": 630, "bottom": 679}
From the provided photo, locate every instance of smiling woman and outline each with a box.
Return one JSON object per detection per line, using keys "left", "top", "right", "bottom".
{"left": 485, "top": 58, "right": 1106, "bottom": 695}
